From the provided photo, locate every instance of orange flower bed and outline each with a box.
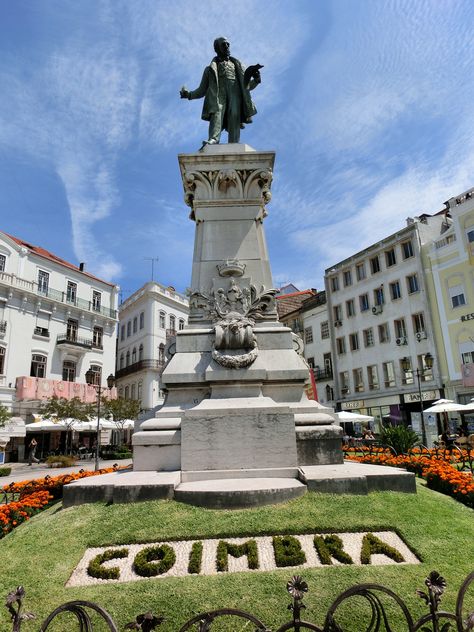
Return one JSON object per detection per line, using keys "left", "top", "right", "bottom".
{"left": 0, "top": 466, "right": 125, "bottom": 539}
{"left": 345, "top": 448, "right": 474, "bottom": 508}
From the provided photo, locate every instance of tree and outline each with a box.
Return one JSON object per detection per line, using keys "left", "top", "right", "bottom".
{"left": 38, "top": 396, "right": 92, "bottom": 455}
{"left": 101, "top": 397, "right": 140, "bottom": 446}
{"left": 0, "top": 404, "right": 11, "bottom": 427}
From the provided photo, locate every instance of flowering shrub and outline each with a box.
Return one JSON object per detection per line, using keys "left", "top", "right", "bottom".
{"left": 345, "top": 447, "right": 474, "bottom": 509}
{"left": 0, "top": 466, "right": 123, "bottom": 539}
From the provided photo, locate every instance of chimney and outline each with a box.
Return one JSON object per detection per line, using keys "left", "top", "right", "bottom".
{"left": 79, "top": 262, "right": 85, "bottom": 271}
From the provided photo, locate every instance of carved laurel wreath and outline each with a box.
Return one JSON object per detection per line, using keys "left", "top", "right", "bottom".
{"left": 211, "top": 341, "right": 259, "bottom": 369}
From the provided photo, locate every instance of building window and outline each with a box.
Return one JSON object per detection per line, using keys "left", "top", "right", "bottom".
{"left": 389, "top": 281, "right": 401, "bottom": 300}
{"left": 339, "top": 371, "right": 349, "bottom": 395}
{"left": 127, "top": 321, "right": 131, "bottom": 337}
{"left": 159, "top": 311, "right": 166, "bottom": 328}
{"left": 363, "top": 328, "right": 374, "bottom": 347}
{"left": 169, "top": 314, "right": 176, "bottom": 332}
{"left": 92, "top": 291, "right": 101, "bottom": 312}
{"left": 158, "top": 343, "right": 165, "bottom": 364}
{"left": 378, "top": 323, "right": 390, "bottom": 343}
{"left": 62, "top": 360, "right": 76, "bottom": 382}
{"left": 0, "top": 347, "right": 4, "bottom": 374}
{"left": 139, "top": 312, "right": 145, "bottom": 329}
{"left": 412, "top": 312, "right": 426, "bottom": 335}
{"left": 343, "top": 269, "right": 352, "bottom": 287}
{"left": 66, "top": 318, "right": 78, "bottom": 341}
{"left": 121, "top": 325, "right": 125, "bottom": 341}
{"left": 336, "top": 337, "right": 346, "bottom": 354}
{"left": 394, "top": 318, "right": 407, "bottom": 339}
{"left": 133, "top": 317, "right": 138, "bottom": 334}
{"left": 449, "top": 284, "right": 466, "bottom": 308}
{"left": 349, "top": 332, "right": 359, "bottom": 351}
{"left": 37, "top": 270, "right": 49, "bottom": 294}
{"left": 178, "top": 318, "right": 185, "bottom": 330}
{"left": 356, "top": 262, "right": 366, "bottom": 281}
{"left": 406, "top": 274, "right": 419, "bottom": 294}
{"left": 374, "top": 286, "right": 384, "bottom": 306}
{"left": 320, "top": 321, "right": 329, "bottom": 339}
{"left": 330, "top": 276, "right": 339, "bottom": 292}
{"left": 418, "top": 354, "right": 433, "bottom": 381}
{"left": 382, "top": 361, "right": 395, "bottom": 387}
{"left": 0, "top": 254, "right": 5, "bottom": 272}
{"left": 66, "top": 281, "right": 77, "bottom": 304}
{"left": 118, "top": 387, "right": 124, "bottom": 398}
{"left": 131, "top": 383, "right": 136, "bottom": 400}
{"left": 304, "top": 327, "right": 313, "bottom": 344}
{"left": 353, "top": 368, "right": 364, "bottom": 392}
{"left": 132, "top": 347, "right": 137, "bottom": 364}
{"left": 359, "top": 293, "right": 369, "bottom": 312}
{"left": 89, "top": 364, "right": 102, "bottom": 385}
{"left": 307, "top": 357, "right": 315, "bottom": 368}
{"left": 138, "top": 344, "right": 144, "bottom": 361}
{"left": 333, "top": 305, "right": 342, "bottom": 322}
{"left": 400, "top": 357, "right": 414, "bottom": 384}
{"left": 385, "top": 248, "right": 397, "bottom": 267}
{"left": 120, "top": 353, "right": 124, "bottom": 369}
{"left": 346, "top": 299, "right": 355, "bottom": 317}
{"left": 367, "top": 365, "right": 379, "bottom": 390}
{"left": 92, "top": 326, "right": 103, "bottom": 349}
{"left": 462, "top": 351, "right": 474, "bottom": 364}
{"left": 124, "top": 385, "right": 130, "bottom": 399}
{"left": 126, "top": 350, "right": 130, "bottom": 366}
{"left": 137, "top": 381, "right": 142, "bottom": 401}
{"left": 30, "top": 354, "right": 47, "bottom": 378}
{"left": 401, "top": 239, "right": 414, "bottom": 259}
{"left": 370, "top": 256, "right": 380, "bottom": 274}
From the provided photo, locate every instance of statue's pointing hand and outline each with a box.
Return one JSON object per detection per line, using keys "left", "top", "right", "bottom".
{"left": 243, "top": 64, "right": 263, "bottom": 88}
{"left": 180, "top": 86, "right": 190, "bottom": 99}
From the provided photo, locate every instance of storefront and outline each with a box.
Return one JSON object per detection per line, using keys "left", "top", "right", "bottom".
{"left": 0, "top": 417, "right": 26, "bottom": 462}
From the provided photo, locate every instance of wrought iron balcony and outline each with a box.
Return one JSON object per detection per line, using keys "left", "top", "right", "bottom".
{"left": 166, "top": 328, "right": 177, "bottom": 338}
{"left": 56, "top": 333, "right": 93, "bottom": 349}
{"left": 0, "top": 320, "right": 6, "bottom": 334}
{"left": 313, "top": 367, "right": 333, "bottom": 381}
{"left": 33, "top": 326, "right": 49, "bottom": 338}
{"left": 115, "top": 359, "right": 165, "bottom": 379}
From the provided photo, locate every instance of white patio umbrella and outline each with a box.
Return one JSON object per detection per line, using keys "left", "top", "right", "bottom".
{"left": 336, "top": 411, "right": 374, "bottom": 423}
{"left": 73, "top": 419, "right": 116, "bottom": 432}
{"left": 423, "top": 399, "right": 468, "bottom": 414}
{"left": 461, "top": 398, "right": 474, "bottom": 412}
{"left": 26, "top": 419, "right": 67, "bottom": 431}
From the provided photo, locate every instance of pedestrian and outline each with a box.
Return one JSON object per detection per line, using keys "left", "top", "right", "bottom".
{"left": 28, "top": 438, "right": 40, "bottom": 465}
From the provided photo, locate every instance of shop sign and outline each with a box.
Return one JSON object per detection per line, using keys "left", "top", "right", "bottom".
{"left": 344, "top": 400, "right": 364, "bottom": 409}
{"left": 460, "top": 312, "right": 474, "bottom": 322}
{"left": 405, "top": 390, "right": 438, "bottom": 403}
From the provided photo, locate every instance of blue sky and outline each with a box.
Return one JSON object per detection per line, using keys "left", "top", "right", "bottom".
{"left": 2, "top": 0, "right": 474, "bottom": 300}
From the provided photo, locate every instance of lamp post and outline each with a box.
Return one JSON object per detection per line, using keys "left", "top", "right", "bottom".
{"left": 401, "top": 353, "right": 434, "bottom": 446}
{"left": 85, "top": 370, "right": 116, "bottom": 471}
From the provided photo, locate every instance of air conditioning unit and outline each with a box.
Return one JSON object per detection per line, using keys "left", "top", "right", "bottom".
{"left": 416, "top": 331, "right": 427, "bottom": 341}
{"left": 372, "top": 305, "right": 383, "bottom": 314}
{"left": 396, "top": 336, "right": 408, "bottom": 346}
{"left": 334, "top": 320, "right": 342, "bottom": 327}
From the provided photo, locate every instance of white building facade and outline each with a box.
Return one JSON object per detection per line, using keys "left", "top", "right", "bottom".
{"left": 324, "top": 216, "right": 445, "bottom": 435}
{"left": 0, "top": 231, "right": 119, "bottom": 459}
{"left": 116, "top": 282, "right": 189, "bottom": 413}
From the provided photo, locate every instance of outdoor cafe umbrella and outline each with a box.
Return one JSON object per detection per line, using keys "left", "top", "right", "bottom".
{"left": 461, "top": 398, "right": 474, "bottom": 412}
{"left": 336, "top": 411, "right": 374, "bottom": 423}
{"left": 423, "top": 399, "right": 468, "bottom": 414}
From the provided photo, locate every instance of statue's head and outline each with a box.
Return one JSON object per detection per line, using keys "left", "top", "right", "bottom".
{"left": 214, "top": 37, "right": 230, "bottom": 58}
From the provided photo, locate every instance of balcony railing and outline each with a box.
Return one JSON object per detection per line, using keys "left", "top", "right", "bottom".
{"left": 34, "top": 326, "right": 50, "bottom": 338}
{"left": 0, "top": 271, "right": 117, "bottom": 319}
{"left": 56, "top": 334, "right": 93, "bottom": 349}
{"left": 312, "top": 367, "right": 333, "bottom": 381}
{"left": 166, "top": 328, "right": 177, "bottom": 338}
{"left": 0, "top": 321, "right": 6, "bottom": 334}
{"left": 115, "top": 359, "right": 165, "bottom": 379}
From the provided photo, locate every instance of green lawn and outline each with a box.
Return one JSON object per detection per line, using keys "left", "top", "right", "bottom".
{"left": 0, "top": 480, "right": 472, "bottom": 631}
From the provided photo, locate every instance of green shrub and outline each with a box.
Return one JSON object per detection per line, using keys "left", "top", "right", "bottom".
{"left": 314, "top": 534, "right": 353, "bottom": 565}
{"left": 187, "top": 541, "right": 203, "bottom": 574}
{"left": 272, "top": 535, "right": 306, "bottom": 567}
{"left": 87, "top": 548, "right": 129, "bottom": 580}
{"left": 133, "top": 544, "right": 176, "bottom": 577}
{"left": 216, "top": 540, "right": 259, "bottom": 572}
{"left": 0, "top": 467, "right": 11, "bottom": 476}
{"left": 360, "top": 533, "right": 404, "bottom": 565}
{"left": 380, "top": 426, "right": 420, "bottom": 454}
{"left": 46, "top": 455, "right": 77, "bottom": 467}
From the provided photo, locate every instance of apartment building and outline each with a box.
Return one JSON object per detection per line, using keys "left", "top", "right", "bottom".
{"left": 425, "top": 189, "right": 474, "bottom": 406}
{"left": 0, "top": 230, "right": 119, "bottom": 459}
{"left": 116, "top": 281, "right": 189, "bottom": 413}
{"left": 324, "top": 215, "right": 445, "bottom": 436}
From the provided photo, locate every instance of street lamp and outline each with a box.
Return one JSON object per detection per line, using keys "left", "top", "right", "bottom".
{"left": 401, "top": 353, "right": 434, "bottom": 446}
{"left": 85, "top": 369, "right": 116, "bottom": 471}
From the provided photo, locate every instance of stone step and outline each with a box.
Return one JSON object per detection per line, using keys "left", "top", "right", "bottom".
{"left": 181, "top": 467, "right": 299, "bottom": 482}
{"left": 174, "top": 477, "right": 306, "bottom": 509}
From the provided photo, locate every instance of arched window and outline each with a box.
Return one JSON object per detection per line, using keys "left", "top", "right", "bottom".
{"left": 133, "top": 317, "right": 138, "bottom": 334}
{"left": 139, "top": 312, "right": 145, "bottom": 329}
{"left": 89, "top": 364, "right": 102, "bottom": 386}
{"left": 138, "top": 344, "right": 144, "bottom": 361}
{"left": 30, "top": 354, "right": 47, "bottom": 378}
{"left": 127, "top": 321, "right": 131, "bottom": 337}
{"left": 0, "top": 346, "right": 6, "bottom": 374}
{"left": 120, "top": 353, "right": 124, "bottom": 369}
{"left": 158, "top": 343, "right": 165, "bottom": 364}
{"left": 159, "top": 311, "right": 166, "bottom": 328}
{"left": 124, "top": 385, "right": 130, "bottom": 399}
{"left": 178, "top": 319, "right": 185, "bottom": 330}
{"left": 169, "top": 314, "right": 176, "bottom": 332}
{"left": 126, "top": 350, "right": 130, "bottom": 367}
{"left": 62, "top": 360, "right": 76, "bottom": 382}
{"left": 132, "top": 347, "right": 137, "bottom": 364}
{"left": 131, "top": 383, "right": 136, "bottom": 399}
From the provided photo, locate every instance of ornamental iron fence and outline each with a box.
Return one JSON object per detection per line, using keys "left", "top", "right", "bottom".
{"left": 5, "top": 570, "right": 474, "bottom": 631}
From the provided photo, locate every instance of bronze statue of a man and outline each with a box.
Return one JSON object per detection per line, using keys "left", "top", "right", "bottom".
{"left": 180, "top": 37, "right": 262, "bottom": 147}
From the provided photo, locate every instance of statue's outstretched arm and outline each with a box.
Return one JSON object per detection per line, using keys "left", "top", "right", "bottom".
{"left": 186, "top": 68, "right": 210, "bottom": 100}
